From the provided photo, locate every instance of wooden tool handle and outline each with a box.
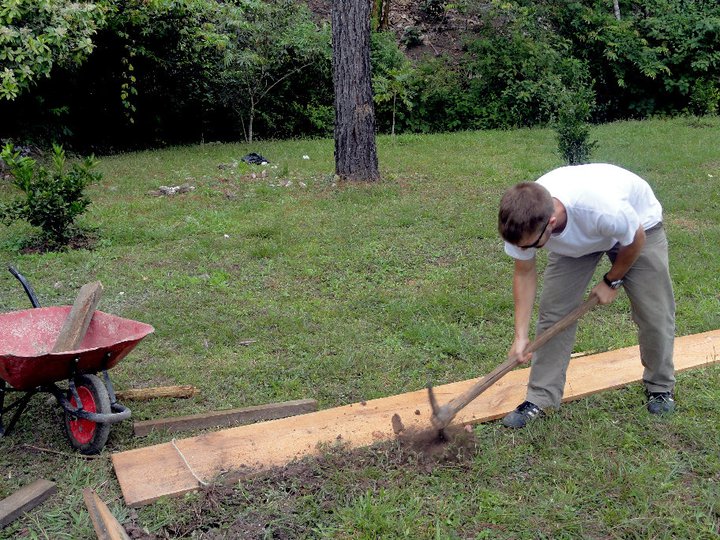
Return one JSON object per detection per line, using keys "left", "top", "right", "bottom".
{"left": 524, "top": 294, "right": 599, "bottom": 355}
{"left": 442, "top": 294, "right": 599, "bottom": 419}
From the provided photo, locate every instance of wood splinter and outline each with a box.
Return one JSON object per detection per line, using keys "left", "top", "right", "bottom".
{"left": 83, "top": 488, "right": 130, "bottom": 540}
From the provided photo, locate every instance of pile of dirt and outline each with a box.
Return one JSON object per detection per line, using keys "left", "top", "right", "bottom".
{"left": 126, "top": 426, "right": 479, "bottom": 538}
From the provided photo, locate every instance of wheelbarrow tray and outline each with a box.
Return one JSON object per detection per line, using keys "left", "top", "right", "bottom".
{"left": 0, "top": 307, "right": 154, "bottom": 390}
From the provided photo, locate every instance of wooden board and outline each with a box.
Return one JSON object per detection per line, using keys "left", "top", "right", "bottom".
{"left": 83, "top": 488, "right": 130, "bottom": 540}
{"left": 52, "top": 281, "right": 103, "bottom": 352}
{"left": 112, "top": 329, "right": 720, "bottom": 507}
{"left": 133, "top": 398, "right": 318, "bottom": 436}
{"left": 0, "top": 479, "right": 56, "bottom": 528}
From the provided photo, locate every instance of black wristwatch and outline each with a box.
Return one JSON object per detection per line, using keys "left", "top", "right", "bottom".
{"left": 603, "top": 273, "right": 624, "bottom": 289}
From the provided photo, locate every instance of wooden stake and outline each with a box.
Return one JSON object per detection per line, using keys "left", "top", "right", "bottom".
{"left": 133, "top": 398, "right": 317, "bottom": 437}
{"left": 115, "top": 385, "right": 199, "bottom": 402}
{"left": 0, "top": 479, "right": 57, "bottom": 528}
{"left": 52, "top": 281, "right": 103, "bottom": 352}
{"left": 82, "top": 488, "right": 130, "bottom": 540}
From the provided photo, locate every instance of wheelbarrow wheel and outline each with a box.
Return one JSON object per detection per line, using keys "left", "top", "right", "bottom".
{"left": 64, "top": 374, "right": 111, "bottom": 455}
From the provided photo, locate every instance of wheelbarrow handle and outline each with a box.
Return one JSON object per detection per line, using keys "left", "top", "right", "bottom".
{"left": 8, "top": 265, "right": 41, "bottom": 308}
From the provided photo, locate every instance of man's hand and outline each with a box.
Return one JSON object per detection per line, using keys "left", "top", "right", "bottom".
{"left": 590, "top": 225, "right": 644, "bottom": 306}
{"left": 508, "top": 336, "right": 533, "bottom": 364}
{"left": 590, "top": 280, "right": 621, "bottom": 305}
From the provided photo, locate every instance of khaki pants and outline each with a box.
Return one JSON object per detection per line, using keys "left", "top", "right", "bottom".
{"left": 527, "top": 224, "right": 676, "bottom": 410}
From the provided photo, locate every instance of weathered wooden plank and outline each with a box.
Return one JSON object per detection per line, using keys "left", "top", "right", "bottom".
{"left": 133, "top": 398, "right": 318, "bottom": 436}
{"left": 116, "top": 385, "right": 199, "bottom": 402}
{"left": 52, "top": 281, "right": 103, "bottom": 352}
{"left": 112, "top": 329, "right": 720, "bottom": 507}
{"left": 83, "top": 488, "right": 130, "bottom": 540}
{"left": 0, "top": 479, "right": 57, "bottom": 528}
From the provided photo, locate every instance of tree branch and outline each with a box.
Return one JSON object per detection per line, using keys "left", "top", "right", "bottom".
{"left": 257, "top": 62, "right": 314, "bottom": 104}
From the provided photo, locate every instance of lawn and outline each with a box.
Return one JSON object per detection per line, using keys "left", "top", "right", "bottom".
{"left": 0, "top": 117, "right": 719, "bottom": 539}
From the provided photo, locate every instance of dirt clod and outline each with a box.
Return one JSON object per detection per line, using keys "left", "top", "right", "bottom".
{"left": 391, "top": 413, "right": 405, "bottom": 434}
{"left": 396, "top": 425, "right": 478, "bottom": 462}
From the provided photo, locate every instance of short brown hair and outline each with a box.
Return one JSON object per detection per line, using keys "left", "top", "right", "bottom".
{"left": 498, "top": 182, "right": 554, "bottom": 244}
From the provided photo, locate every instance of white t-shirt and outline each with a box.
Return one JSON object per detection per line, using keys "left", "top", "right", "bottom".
{"left": 505, "top": 164, "right": 663, "bottom": 261}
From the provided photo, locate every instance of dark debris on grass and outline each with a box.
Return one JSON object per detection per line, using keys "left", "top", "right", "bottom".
{"left": 15, "top": 228, "right": 100, "bottom": 254}
{"left": 136, "top": 427, "right": 480, "bottom": 539}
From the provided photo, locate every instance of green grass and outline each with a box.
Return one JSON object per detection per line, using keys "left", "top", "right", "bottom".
{"left": 1, "top": 117, "right": 719, "bottom": 538}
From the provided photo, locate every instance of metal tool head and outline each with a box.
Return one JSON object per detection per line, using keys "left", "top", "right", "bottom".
{"left": 427, "top": 383, "right": 455, "bottom": 433}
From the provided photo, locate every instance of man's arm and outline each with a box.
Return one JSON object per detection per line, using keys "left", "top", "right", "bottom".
{"left": 591, "top": 225, "right": 646, "bottom": 304}
{"left": 510, "top": 257, "right": 537, "bottom": 363}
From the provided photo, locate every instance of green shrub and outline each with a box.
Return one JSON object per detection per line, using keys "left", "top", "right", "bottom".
{"left": 400, "top": 26, "right": 423, "bottom": 48}
{"left": 2, "top": 0, "right": 719, "bottom": 149}
{"left": 690, "top": 78, "right": 720, "bottom": 115}
{"left": 400, "top": 56, "right": 475, "bottom": 133}
{"left": 0, "top": 143, "right": 100, "bottom": 248}
{"left": 554, "top": 90, "right": 598, "bottom": 165}
{"left": 463, "top": 1, "right": 592, "bottom": 129}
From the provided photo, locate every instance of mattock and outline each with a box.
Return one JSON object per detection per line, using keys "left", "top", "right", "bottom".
{"left": 428, "top": 294, "right": 600, "bottom": 437}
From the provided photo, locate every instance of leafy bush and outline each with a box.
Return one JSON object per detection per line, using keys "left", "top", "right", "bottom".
{"left": 462, "top": 1, "right": 592, "bottom": 129}
{"left": 554, "top": 90, "right": 598, "bottom": 165}
{"left": 1, "top": 0, "right": 719, "bottom": 149}
{"left": 0, "top": 1, "right": 108, "bottom": 100}
{"left": 689, "top": 78, "right": 720, "bottom": 116}
{"left": 400, "top": 26, "right": 423, "bottom": 48}
{"left": 534, "top": 0, "right": 720, "bottom": 119}
{"left": 403, "top": 56, "right": 475, "bottom": 133}
{"left": 0, "top": 0, "right": 334, "bottom": 150}
{"left": 0, "top": 143, "right": 99, "bottom": 247}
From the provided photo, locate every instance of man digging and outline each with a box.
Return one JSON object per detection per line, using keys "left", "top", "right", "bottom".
{"left": 498, "top": 163, "right": 676, "bottom": 428}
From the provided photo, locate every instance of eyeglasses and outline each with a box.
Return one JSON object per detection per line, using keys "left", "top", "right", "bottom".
{"left": 518, "top": 218, "right": 550, "bottom": 249}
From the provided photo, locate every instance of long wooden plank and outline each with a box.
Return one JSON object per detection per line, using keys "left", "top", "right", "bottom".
{"left": 133, "top": 398, "right": 318, "bottom": 436}
{"left": 0, "top": 479, "right": 57, "bottom": 528}
{"left": 52, "top": 281, "right": 103, "bottom": 352}
{"left": 112, "top": 329, "right": 720, "bottom": 507}
{"left": 83, "top": 488, "right": 130, "bottom": 540}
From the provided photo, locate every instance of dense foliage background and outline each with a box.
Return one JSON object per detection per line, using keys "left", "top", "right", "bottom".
{"left": 1, "top": 0, "right": 718, "bottom": 151}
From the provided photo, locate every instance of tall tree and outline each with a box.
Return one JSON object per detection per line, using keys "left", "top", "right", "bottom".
{"left": 332, "top": 0, "right": 380, "bottom": 182}
{"left": 214, "top": 0, "right": 325, "bottom": 143}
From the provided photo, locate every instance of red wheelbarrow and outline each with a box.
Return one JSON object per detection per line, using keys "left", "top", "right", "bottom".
{"left": 0, "top": 267, "right": 154, "bottom": 454}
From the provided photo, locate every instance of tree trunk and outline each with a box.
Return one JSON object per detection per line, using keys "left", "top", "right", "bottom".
{"left": 332, "top": 0, "right": 380, "bottom": 182}
{"left": 391, "top": 92, "right": 396, "bottom": 137}
{"left": 248, "top": 98, "right": 255, "bottom": 144}
{"left": 612, "top": 0, "right": 621, "bottom": 20}
{"left": 380, "top": 0, "right": 391, "bottom": 30}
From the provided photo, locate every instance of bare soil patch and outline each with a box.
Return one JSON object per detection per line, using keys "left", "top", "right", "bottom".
{"left": 125, "top": 426, "right": 479, "bottom": 538}
{"left": 18, "top": 230, "right": 99, "bottom": 254}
